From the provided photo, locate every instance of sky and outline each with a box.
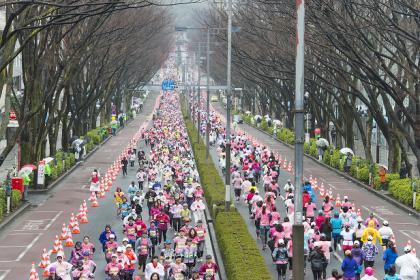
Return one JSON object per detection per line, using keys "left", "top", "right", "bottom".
{"left": 170, "top": 0, "right": 210, "bottom": 27}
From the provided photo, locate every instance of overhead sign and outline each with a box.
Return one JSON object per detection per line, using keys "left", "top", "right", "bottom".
{"left": 161, "top": 79, "right": 175, "bottom": 91}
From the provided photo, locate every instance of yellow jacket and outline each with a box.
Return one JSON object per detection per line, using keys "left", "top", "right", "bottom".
{"left": 361, "top": 223, "right": 382, "bottom": 244}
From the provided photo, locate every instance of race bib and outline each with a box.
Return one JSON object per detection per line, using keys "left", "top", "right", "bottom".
{"left": 150, "top": 230, "right": 157, "bottom": 237}
{"left": 128, "top": 228, "right": 135, "bottom": 235}
{"left": 206, "top": 269, "right": 214, "bottom": 276}
{"left": 109, "top": 267, "right": 119, "bottom": 275}
{"left": 197, "top": 230, "right": 204, "bottom": 237}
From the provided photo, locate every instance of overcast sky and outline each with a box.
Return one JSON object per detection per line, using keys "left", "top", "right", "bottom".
{"left": 170, "top": 0, "right": 210, "bottom": 27}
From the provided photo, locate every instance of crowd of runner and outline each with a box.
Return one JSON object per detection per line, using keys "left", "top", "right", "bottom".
{"left": 44, "top": 92, "right": 218, "bottom": 280}
{"left": 192, "top": 96, "right": 420, "bottom": 280}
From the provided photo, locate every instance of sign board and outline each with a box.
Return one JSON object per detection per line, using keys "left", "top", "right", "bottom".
{"left": 37, "top": 161, "right": 45, "bottom": 185}
{"left": 161, "top": 79, "right": 175, "bottom": 91}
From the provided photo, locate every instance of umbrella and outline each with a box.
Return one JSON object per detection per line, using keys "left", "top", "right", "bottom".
{"left": 340, "top": 147, "right": 354, "bottom": 155}
{"left": 43, "top": 157, "right": 54, "bottom": 164}
{"left": 254, "top": 115, "right": 262, "bottom": 120}
{"left": 18, "top": 165, "right": 37, "bottom": 176}
{"left": 378, "top": 164, "right": 388, "bottom": 171}
{"left": 245, "top": 111, "right": 251, "bottom": 115}
{"left": 71, "top": 138, "right": 84, "bottom": 147}
{"left": 273, "top": 119, "right": 282, "bottom": 125}
{"left": 316, "top": 138, "right": 329, "bottom": 148}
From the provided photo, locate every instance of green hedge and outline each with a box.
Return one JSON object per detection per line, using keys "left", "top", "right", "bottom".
{"left": 184, "top": 119, "right": 225, "bottom": 212}
{"left": 11, "top": 189, "right": 22, "bottom": 210}
{"left": 215, "top": 211, "right": 272, "bottom": 280}
{"left": 182, "top": 106, "right": 272, "bottom": 278}
{"left": 373, "top": 173, "right": 400, "bottom": 190}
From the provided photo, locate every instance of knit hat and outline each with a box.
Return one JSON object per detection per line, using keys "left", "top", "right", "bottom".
{"left": 365, "top": 267, "right": 374, "bottom": 276}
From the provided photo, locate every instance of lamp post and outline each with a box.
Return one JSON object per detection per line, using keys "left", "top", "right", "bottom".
{"left": 293, "top": 0, "right": 306, "bottom": 280}
{"left": 225, "top": 0, "right": 233, "bottom": 211}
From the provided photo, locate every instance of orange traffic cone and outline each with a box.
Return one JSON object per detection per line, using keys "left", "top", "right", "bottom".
{"left": 69, "top": 213, "right": 75, "bottom": 229}
{"left": 72, "top": 220, "right": 81, "bottom": 234}
{"left": 99, "top": 186, "right": 106, "bottom": 198}
{"left": 320, "top": 185, "right": 325, "bottom": 197}
{"left": 59, "top": 223, "right": 68, "bottom": 240}
{"left": 91, "top": 195, "right": 99, "bottom": 208}
{"left": 64, "top": 230, "right": 74, "bottom": 247}
{"left": 309, "top": 175, "right": 313, "bottom": 184}
{"left": 42, "top": 266, "right": 50, "bottom": 277}
{"left": 82, "top": 200, "right": 88, "bottom": 213}
{"left": 283, "top": 158, "right": 287, "bottom": 169}
{"left": 29, "top": 262, "right": 39, "bottom": 280}
{"left": 79, "top": 211, "right": 88, "bottom": 224}
{"left": 57, "top": 241, "right": 64, "bottom": 256}
{"left": 335, "top": 194, "right": 341, "bottom": 208}
{"left": 287, "top": 161, "right": 292, "bottom": 172}
{"left": 38, "top": 248, "right": 50, "bottom": 268}
{"left": 88, "top": 192, "right": 96, "bottom": 202}
{"left": 52, "top": 235, "right": 60, "bottom": 253}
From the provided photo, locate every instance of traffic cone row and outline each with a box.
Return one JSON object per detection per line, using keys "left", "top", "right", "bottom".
{"left": 52, "top": 235, "right": 60, "bottom": 253}
{"left": 335, "top": 194, "right": 341, "bottom": 207}
{"left": 287, "top": 161, "right": 292, "bottom": 172}
{"left": 91, "top": 195, "right": 99, "bottom": 208}
{"left": 64, "top": 229, "right": 74, "bottom": 247}
{"left": 69, "top": 213, "right": 75, "bottom": 229}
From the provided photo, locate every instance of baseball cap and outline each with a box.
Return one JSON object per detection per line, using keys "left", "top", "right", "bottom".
{"left": 404, "top": 246, "right": 412, "bottom": 253}
{"left": 122, "top": 237, "right": 129, "bottom": 242}
{"left": 278, "top": 239, "right": 285, "bottom": 245}
{"left": 126, "top": 244, "right": 132, "bottom": 248}
{"left": 206, "top": 254, "right": 212, "bottom": 260}
{"left": 367, "top": 235, "right": 373, "bottom": 241}
{"left": 109, "top": 234, "right": 115, "bottom": 239}
{"left": 111, "top": 254, "right": 118, "bottom": 258}
{"left": 56, "top": 252, "right": 64, "bottom": 258}
{"left": 117, "top": 247, "right": 124, "bottom": 253}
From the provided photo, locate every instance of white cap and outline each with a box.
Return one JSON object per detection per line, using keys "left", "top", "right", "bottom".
{"left": 343, "top": 196, "right": 348, "bottom": 200}
{"left": 278, "top": 239, "right": 285, "bottom": 245}
{"left": 57, "top": 252, "right": 64, "bottom": 258}
{"left": 117, "top": 247, "right": 124, "bottom": 252}
{"left": 404, "top": 246, "right": 412, "bottom": 253}
{"left": 109, "top": 234, "right": 115, "bottom": 239}
{"left": 383, "top": 220, "right": 389, "bottom": 226}
{"left": 354, "top": 240, "right": 360, "bottom": 246}
{"left": 367, "top": 235, "right": 373, "bottom": 241}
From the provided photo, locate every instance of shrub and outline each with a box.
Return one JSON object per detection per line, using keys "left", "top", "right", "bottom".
{"left": 285, "top": 129, "right": 295, "bottom": 144}
{"left": 260, "top": 119, "right": 268, "bottom": 131}
{"left": 373, "top": 173, "right": 400, "bottom": 190}
{"left": 356, "top": 166, "right": 370, "bottom": 183}
{"left": 0, "top": 188, "right": 6, "bottom": 217}
{"left": 11, "top": 189, "right": 22, "bottom": 210}
{"left": 215, "top": 211, "right": 272, "bottom": 280}
{"left": 330, "top": 149, "right": 341, "bottom": 169}
{"left": 389, "top": 178, "right": 414, "bottom": 206}
{"left": 309, "top": 142, "right": 318, "bottom": 158}
{"left": 416, "top": 195, "right": 420, "bottom": 211}
{"left": 304, "top": 142, "right": 310, "bottom": 154}
{"left": 323, "top": 147, "right": 332, "bottom": 165}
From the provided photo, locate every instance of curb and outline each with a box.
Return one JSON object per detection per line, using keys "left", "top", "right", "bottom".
{"left": 28, "top": 118, "right": 134, "bottom": 194}
{"left": 185, "top": 116, "right": 227, "bottom": 280}
{"left": 0, "top": 201, "right": 31, "bottom": 231}
{"left": 247, "top": 123, "right": 420, "bottom": 218}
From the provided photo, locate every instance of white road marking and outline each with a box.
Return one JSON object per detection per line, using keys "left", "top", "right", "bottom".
{"left": 16, "top": 233, "right": 43, "bottom": 261}
{"left": 361, "top": 206, "right": 385, "bottom": 221}
{"left": 328, "top": 183, "right": 337, "bottom": 190}
{"left": 45, "top": 211, "right": 63, "bottom": 230}
{"left": 0, "top": 246, "right": 26, "bottom": 248}
{"left": 399, "top": 230, "right": 420, "bottom": 245}
{"left": 0, "top": 270, "right": 11, "bottom": 280}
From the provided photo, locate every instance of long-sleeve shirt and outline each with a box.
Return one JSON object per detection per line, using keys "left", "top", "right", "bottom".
{"left": 145, "top": 262, "right": 165, "bottom": 280}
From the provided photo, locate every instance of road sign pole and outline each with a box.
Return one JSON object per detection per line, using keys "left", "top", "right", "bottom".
{"left": 293, "top": 1, "right": 305, "bottom": 280}
{"left": 197, "top": 44, "right": 201, "bottom": 143}
{"left": 225, "top": 0, "right": 232, "bottom": 211}
{"left": 206, "top": 29, "right": 211, "bottom": 160}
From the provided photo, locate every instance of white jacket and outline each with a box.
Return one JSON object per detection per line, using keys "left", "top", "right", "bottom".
{"left": 145, "top": 262, "right": 165, "bottom": 280}
{"left": 395, "top": 253, "right": 420, "bottom": 280}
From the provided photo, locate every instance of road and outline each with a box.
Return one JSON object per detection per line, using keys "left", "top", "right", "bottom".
{"left": 209, "top": 101, "right": 420, "bottom": 280}
{"left": 0, "top": 91, "right": 215, "bottom": 279}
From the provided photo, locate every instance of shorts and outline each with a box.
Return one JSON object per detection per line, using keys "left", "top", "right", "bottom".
{"left": 234, "top": 188, "right": 242, "bottom": 197}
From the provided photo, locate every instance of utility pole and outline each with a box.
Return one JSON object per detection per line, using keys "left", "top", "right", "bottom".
{"left": 225, "top": 0, "right": 232, "bottom": 210}
{"left": 206, "top": 29, "right": 211, "bottom": 159}
{"left": 292, "top": 0, "right": 305, "bottom": 280}
{"left": 197, "top": 45, "right": 201, "bottom": 143}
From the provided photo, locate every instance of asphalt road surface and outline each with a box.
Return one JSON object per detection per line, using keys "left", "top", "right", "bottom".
{"left": 0, "top": 92, "right": 215, "bottom": 280}
{"left": 209, "top": 101, "right": 420, "bottom": 280}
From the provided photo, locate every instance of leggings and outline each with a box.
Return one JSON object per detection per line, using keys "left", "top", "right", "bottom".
{"left": 312, "top": 269, "right": 323, "bottom": 280}
{"left": 173, "top": 218, "right": 181, "bottom": 232}
{"left": 276, "top": 263, "right": 288, "bottom": 279}
{"left": 138, "top": 255, "right": 148, "bottom": 272}
{"left": 158, "top": 228, "right": 167, "bottom": 244}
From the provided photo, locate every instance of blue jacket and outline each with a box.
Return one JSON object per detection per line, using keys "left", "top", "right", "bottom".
{"left": 304, "top": 183, "right": 317, "bottom": 202}
{"left": 99, "top": 230, "right": 116, "bottom": 245}
{"left": 383, "top": 248, "right": 398, "bottom": 270}
{"left": 341, "top": 257, "right": 358, "bottom": 278}
{"left": 330, "top": 218, "right": 343, "bottom": 234}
